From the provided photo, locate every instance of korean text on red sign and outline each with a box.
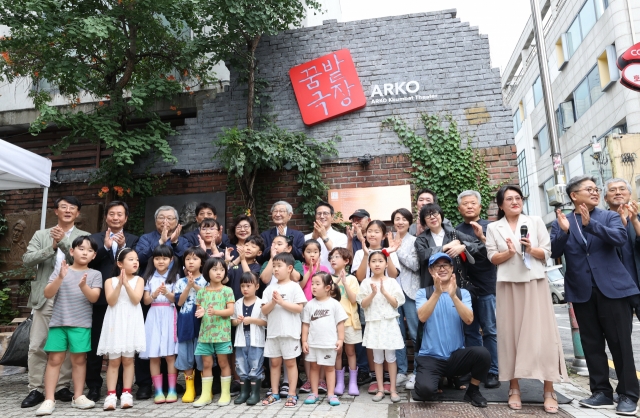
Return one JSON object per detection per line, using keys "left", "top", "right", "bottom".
{"left": 289, "top": 49, "right": 366, "bottom": 126}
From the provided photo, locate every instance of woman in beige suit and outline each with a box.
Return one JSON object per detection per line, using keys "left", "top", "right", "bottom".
{"left": 485, "top": 186, "right": 567, "bottom": 414}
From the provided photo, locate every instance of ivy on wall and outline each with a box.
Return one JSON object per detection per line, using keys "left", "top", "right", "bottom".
{"left": 0, "top": 196, "right": 21, "bottom": 323}
{"left": 215, "top": 123, "right": 338, "bottom": 226}
{"left": 383, "top": 113, "right": 502, "bottom": 225}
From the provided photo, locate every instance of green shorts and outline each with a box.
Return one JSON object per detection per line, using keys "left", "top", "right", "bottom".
{"left": 194, "top": 341, "right": 233, "bottom": 356}
{"left": 44, "top": 327, "right": 91, "bottom": 353}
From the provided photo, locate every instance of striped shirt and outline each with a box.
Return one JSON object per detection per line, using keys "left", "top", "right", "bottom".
{"left": 49, "top": 268, "right": 102, "bottom": 328}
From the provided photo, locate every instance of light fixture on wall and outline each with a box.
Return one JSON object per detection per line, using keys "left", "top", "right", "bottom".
{"left": 170, "top": 169, "right": 190, "bottom": 177}
{"left": 358, "top": 154, "right": 373, "bottom": 169}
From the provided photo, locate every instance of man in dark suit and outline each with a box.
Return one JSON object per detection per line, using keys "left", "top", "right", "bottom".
{"left": 259, "top": 201, "right": 305, "bottom": 262}
{"left": 183, "top": 202, "right": 231, "bottom": 248}
{"left": 87, "top": 201, "right": 139, "bottom": 401}
{"left": 551, "top": 175, "right": 639, "bottom": 416}
{"left": 604, "top": 178, "right": 640, "bottom": 318}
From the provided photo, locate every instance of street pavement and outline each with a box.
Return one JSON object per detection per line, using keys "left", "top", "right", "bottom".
{"left": 0, "top": 307, "right": 638, "bottom": 417}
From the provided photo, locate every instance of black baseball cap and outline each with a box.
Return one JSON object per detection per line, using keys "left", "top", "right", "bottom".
{"left": 349, "top": 209, "right": 370, "bottom": 220}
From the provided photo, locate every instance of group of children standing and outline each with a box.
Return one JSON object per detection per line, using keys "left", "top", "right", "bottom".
{"left": 36, "top": 225, "right": 408, "bottom": 415}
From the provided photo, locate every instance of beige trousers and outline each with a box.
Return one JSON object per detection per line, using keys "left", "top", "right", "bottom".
{"left": 28, "top": 298, "right": 72, "bottom": 392}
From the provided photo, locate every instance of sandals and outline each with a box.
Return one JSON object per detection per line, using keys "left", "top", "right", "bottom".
{"left": 544, "top": 391, "right": 558, "bottom": 414}
{"left": 262, "top": 393, "right": 280, "bottom": 406}
{"left": 508, "top": 388, "right": 522, "bottom": 410}
{"left": 328, "top": 395, "right": 340, "bottom": 406}
{"left": 303, "top": 394, "right": 319, "bottom": 405}
{"left": 390, "top": 391, "right": 401, "bottom": 403}
{"left": 372, "top": 391, "right": 385, "bottom": 402}
{"left": 279, "top": 382, "right": 290, "bottom": 397}
{"left": 284, "top": 395, "right": 298, "bottom": 408}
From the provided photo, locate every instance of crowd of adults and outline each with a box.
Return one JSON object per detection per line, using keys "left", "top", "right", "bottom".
{"left": 19, "top": 174, "right": 640, "bottom": 415}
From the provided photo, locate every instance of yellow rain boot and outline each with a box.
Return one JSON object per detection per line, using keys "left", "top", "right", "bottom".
{"left": 193, "top": 377, "right": 213, "bottom": 408}
{"left": 218, "top": 376, "right": 232, "bottom": 406}
{"left": 182, "top": 373, "right": 196, "bottom": 403}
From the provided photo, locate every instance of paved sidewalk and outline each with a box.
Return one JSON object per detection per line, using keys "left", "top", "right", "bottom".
{"left": 0, "top": 368, "right": 636, "bottom": 417}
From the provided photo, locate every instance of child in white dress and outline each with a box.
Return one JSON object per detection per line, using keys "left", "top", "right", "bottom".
{"left": 97, "top": 248, "right": 145, "bottom": 410}
{"left": 139, "top": 245, "right": 181, "bottom": 404}
{"left": 357, "top": 251, "right": 405, "bottom": 403}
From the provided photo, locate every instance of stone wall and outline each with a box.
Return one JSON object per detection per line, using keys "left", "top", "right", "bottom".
{"left": 151, "top": 9, "right": 514, "bottom": 174}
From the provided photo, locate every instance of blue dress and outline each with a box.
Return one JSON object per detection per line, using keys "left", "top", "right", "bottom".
{"left": 139, "top": 272, "right": 179, "bottom": 359}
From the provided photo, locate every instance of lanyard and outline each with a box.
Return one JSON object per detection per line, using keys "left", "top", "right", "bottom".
{"left": 572, "top": 212, "right": 588, "bottom": 246}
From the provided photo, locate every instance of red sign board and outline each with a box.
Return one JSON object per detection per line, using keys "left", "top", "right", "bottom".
{"left": 618, "top": 42, "right": 640, "bottom": 92}
{"left": 289, "top": 49, "right": 366, "bottom": 125}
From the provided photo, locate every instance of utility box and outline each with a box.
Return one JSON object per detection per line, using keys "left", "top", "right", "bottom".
{"left": 547, "top": 184, "right": 568, "bottom": 207}
{"left": 608, "top": 134, "right": 640, "bottom": 201}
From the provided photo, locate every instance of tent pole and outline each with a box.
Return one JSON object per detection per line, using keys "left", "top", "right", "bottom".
{"left": 40, "top": 187, "right": 48, "bottom": 230}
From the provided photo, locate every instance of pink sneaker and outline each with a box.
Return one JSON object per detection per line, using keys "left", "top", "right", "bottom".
{"left": 383, "top": 383, "right": 391, "bottom": 395}
{"left": 368, "top": 382, "right": 378, "bottom": 394}
{"left": 318, "top": 380, "right": 328, "bottom": 393}
{"left": 300, "top": 381, "right": 312, "bottom": 393}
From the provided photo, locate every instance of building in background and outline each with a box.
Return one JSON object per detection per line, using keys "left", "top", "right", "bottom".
{"left": 502, "top": 0, "right": 640, "bottom": 224}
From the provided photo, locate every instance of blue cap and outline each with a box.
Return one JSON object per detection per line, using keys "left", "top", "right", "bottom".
{"left": 428, "top": 252, "right": 452, "bottom": 266}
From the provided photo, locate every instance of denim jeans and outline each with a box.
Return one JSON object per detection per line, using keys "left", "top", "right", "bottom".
{"left": 235, "top": 330, "right": 265, "bottom": 381}
{"left": 396, "top": 294, "right": 419, "bottom": 375}
{"left": 463, "top": 294, "right": 498, "bottom": 375}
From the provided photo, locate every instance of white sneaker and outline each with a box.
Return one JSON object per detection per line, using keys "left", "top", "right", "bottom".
{"left": 396, "top": 373, "right": 408, "bottom": 387}
{"left": 35, "top": 400, "right": 56, "bottom": 416}
{"left": 71, "top": 395, "right": 96, "bottom": 410}
{"left": 405, "top": 374, "right": 416, "bottom": 390}
{"left": 120, "top": 392, "right": 133, "bottom": 409}
{"left": 103, "top": 393, "right": 117, "bottom": 411}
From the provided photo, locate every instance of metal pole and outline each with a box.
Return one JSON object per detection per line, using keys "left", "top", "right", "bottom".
{"left": 529, "top": 0, "right": 588, "bottom": 374}
{"left": 529, "top": 0, "right": 565, "bottom": 186}
{"left": 40, "top": 187, "right": 48, "bottom": 230}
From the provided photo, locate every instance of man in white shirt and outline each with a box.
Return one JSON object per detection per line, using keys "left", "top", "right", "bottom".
{"left": 304, "top": 201, "right": 347, "bottom": 273}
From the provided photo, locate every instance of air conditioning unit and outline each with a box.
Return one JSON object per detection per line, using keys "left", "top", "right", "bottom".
{"left": 547, "top": 184, "right": 567, "bottom": 207}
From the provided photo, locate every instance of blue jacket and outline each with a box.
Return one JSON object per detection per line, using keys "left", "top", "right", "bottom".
{"left": 550, "top": 207, "right": 640, "bottom": 303}
{"left": 259, "top": 226, "right": 306, "bottom": 263}
{"left": 183, "top": 228, "right": 232, "bottom": 249}
{"left": 135, "top": 230, "right": 190, "bottom": 273}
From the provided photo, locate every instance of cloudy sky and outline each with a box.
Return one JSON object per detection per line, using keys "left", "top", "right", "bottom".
{"left": 340, "top": 0, "right": 532, "bottom": 74}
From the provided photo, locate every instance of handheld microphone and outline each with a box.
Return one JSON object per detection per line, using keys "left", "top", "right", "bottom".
{"left": 520, "top": 225, "right": 528, "bottom": 256}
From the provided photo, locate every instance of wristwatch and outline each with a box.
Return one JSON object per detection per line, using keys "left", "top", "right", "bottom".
{"left": 322, "top": 236, "right": 330, "bottom": 243}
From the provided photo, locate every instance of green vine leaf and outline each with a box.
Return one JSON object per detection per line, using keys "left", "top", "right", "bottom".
{"left": 382, "top": 113, "right": 506, "bottom": 224}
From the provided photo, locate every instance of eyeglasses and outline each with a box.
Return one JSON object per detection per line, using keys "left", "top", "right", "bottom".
{"left": 235, "top": 224, "right": 251, "bottom": 230}
{"left": 431, "top": 264, "right": 452, "bottom": 271}
{"left": 272, "top": 209, "right": 288, "bottom": 215}
{"left": 504, "top": 196, "right": 523, "bottom": 202}
{"left": 157, "top": 216, "right": 176, "bottom": 221}
{"left": 607, "top": 187, "right": 628, "bottom": 193}
{"left": 577, "top": 187, "right": 601, "bottom": 195}
{"left": 316, "top": 211, "right": 332, "bottom": 218}
{"left": 423, "top": 212, "right": 440, "bottom": 219}
{"left": 57, "top": 205, "right": 78, "bottom": 211}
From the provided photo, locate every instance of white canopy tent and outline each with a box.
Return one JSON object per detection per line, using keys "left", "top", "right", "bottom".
{"left": 0, "top": 138, "right": 52, "bottom": 230}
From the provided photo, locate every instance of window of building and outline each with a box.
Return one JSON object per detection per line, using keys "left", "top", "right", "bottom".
{"left": 557, "top": 101, "right": 575, "bottom": 136}
{"left": 541, "top": 177, "right": 556, "bottom": 214}
{"left": 572, "top": 65, "right": 605, "bottom": 121}
{"left": 533, "top": 76, "right": 543, "bottom": 107}
{"left": 536, "top": 125, "right": 550, "bottom": 155}
{"left": 574, "top": 78, "right": 590, "bottom": 119}
{"left": 565, "top": 0, "right": 608, "bottom": 59}
{"left": 513, "top": 102, "right": 524, "bottom": 135}
{"left": 517, "top": 150, "right": 530, "bottom": 214}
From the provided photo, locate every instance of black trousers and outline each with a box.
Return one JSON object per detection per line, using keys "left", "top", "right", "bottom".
{"left": 573, "top": 287, "right": 639, "bottom": 403}
{"left": 86, "top": 305, "right": 108, "bottom": 389}
{"left": 414, "top": 347, "right": 490, "bottom": 400}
